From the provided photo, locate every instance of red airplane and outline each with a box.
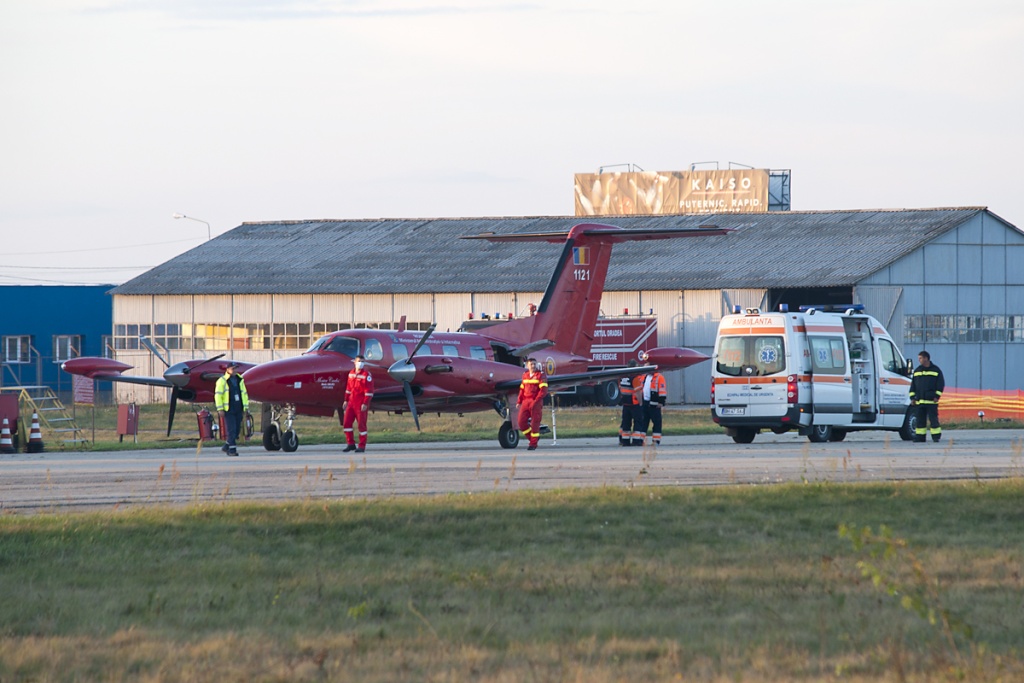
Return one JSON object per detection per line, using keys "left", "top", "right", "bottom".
{"left": 62, "top": 223, "right": 727, "bottom": 450}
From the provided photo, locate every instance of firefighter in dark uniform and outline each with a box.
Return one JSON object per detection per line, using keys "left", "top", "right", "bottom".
{"left": 910, "top": 350, "right": 945, "bottom": 442}
{"left": 618, "top": 359, "right": 644, "bottom": 446}
{"left": 517, "top": 357, "right": 548, "bottom": 450}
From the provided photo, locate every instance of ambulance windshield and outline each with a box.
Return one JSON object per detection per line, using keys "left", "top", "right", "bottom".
{"left": 717, "top": 336, "right": 786, "bottom": 377}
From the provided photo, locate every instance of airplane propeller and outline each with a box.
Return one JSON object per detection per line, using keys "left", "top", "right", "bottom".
{"left": 386, "top": 324, "right": 436, "bottom": 430}
{"left": 163, "top": 353, "right": 226, "bottom": 437}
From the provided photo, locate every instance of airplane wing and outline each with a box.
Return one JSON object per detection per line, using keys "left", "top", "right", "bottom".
{"left": 494, "top": 364, "right": 658, "bottom": 393}
{"left": 60, "top": 357, "right": 173, "bottom": 387}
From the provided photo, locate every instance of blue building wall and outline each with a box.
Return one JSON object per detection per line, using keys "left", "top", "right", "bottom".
{"left": 0, "top": 285, "right": 112, "bottom": 393}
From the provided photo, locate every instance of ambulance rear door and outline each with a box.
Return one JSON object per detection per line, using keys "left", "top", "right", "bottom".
{"left": 803, "top": 316, "right": 854, "bottom": 426}
{"left": 713, "top": 317, "right": 790, "bottom": 420}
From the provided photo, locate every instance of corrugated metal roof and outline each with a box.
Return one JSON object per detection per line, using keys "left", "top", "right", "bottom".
{"left": 111, "top": 208, "right": 998, "bottom": 296}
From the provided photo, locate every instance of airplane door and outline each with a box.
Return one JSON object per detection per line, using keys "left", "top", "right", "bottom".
{"left": 807, "top": 335, "right": 853, "bottom": 425}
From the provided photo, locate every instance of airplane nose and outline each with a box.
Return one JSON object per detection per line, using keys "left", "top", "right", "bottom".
{"left": 163, "top": 362, "right": 192, "bottom": 388}
{"left": 388, "top": 360, "right": 416, "bottom": 384}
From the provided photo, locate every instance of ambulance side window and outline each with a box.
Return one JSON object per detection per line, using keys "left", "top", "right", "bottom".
{"left": 878, "top": 339, "right": 901, "bottom": 374}
{"left": 809, "top": 336, "right": 847, "bottom": 375}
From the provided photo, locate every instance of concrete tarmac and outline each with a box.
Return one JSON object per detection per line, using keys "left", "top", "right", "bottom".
{"left": 2, "top": 429, "right": 1022, "bottom": 513}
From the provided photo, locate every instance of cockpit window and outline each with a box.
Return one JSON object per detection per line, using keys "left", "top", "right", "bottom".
{"left": 306, "top": 335, "right": 330, "bottom": 353}
{"left": 324, "top": 336, "right": 360, "bottom": 358}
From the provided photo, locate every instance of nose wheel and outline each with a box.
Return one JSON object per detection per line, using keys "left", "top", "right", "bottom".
{"left": 263, "top": 404, "right": 299, "bottom": 452}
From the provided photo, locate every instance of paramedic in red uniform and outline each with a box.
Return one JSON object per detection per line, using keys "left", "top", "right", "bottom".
{"left": 342, "top": 355, "right": 374, "bottom": 453}
{"left": 517, "top": 357, "right": 548, "bottom": 450}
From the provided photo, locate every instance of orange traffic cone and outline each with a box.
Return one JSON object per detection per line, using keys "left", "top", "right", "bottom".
{"left": 0, "top": 418, "right": 14, "bottom": 454}
{"left": 27, "top": 412, "right": 44, "bottom": 453}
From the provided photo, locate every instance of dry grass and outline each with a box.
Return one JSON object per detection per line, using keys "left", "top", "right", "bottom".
{"left": 1, "top": 482, "right": 1022, "bottom": 681}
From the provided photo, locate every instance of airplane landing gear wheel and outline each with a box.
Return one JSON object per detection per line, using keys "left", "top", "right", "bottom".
{"left": 281, "top": 429, "right": 299, "bottom": 452}
{"left": 499, "top": 422, "right": 520, "bottom": 449}
{"left": 263, "top": 424, "right": 282, "bottom": 451}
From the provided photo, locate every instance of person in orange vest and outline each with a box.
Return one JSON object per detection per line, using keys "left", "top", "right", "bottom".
{"left": 342, "top": 355, "right": 374, "bottom": 453}
{"left": 517, "top": 357, "right": 548, "bottom": 450}
{"left": 630, "top": 371, "right": 648, "bottom": 446}
{"left": 640, "top": 358, "right": 668, "bottom": 445}
{"left": 618, "top": 360, "right": 639, "bottom": 446}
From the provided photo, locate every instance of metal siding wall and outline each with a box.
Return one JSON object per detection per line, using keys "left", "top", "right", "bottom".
{"left": 1007, "top": 246, "right": 1024, "bottom": 284}
{"left": 353, "top": 294, "right": 392, "bottom": 322}
{"left": 889, "top": 249, "right": 925, "bottom": 283}
{"left": 514, "top": 292, "right": 544, "bottom": 318}
{"left": 273, "top": 295, "right": 313, "bottom": 323}
{"left": 1007, "top": 286, "right": 1024, "bottom": 311}
{"left": 114, "top": 350, "right": 164, "bottom": 405}
{"left": 682, "top": 289, "right": 722, "bottom": 347}
{"left": 953, "top": 345, "right": 980, "bottom": 390}
{"left": 312, "top": 295, "right": 354, "bottom": 323}
{"left": 393, "top": 294, "right": 433, "bottom": 324}
{"left": 435, "top": 294, "right": 473, "bottom": 332}
{"left": 924, "top": 286, "right": 957, "bottom": 314}
{"left": 902, "top": 285, "right": 924, "bottom": 312}
{"left": 980, "top": 285, "right": 1006, "bottom": 315}
{"left": 153, "top": 296, "right": 192, "bottom": 322}
{"left": 113, "top": 295, "right": 153, "bottom": 322}
{"left": 233, "top": 295, "right": 271, "bottom": 322}
{"left": 854, "top": 286, "right": 903, "bottom": 328}
{"left": 923, "top": 244, "right": 957, "bottom": 284}
{"left": 471, "top": 293, "right": 515, "bottom": 320}
{"left": 722, "top": 289, "right": 767, "bottom": 313}
{"left": 957, "top": 245, "right": 982, "bottom": 285}
{"left": 980, "top": 344, "right": 1007, "bottom": 391}
{"left": 600, "top": 291, "right": 640, "bottom": 317}
{"left": 981, "top": 245, "right": 1007, "bottom": 285}
{"left": 194, "top": 296, "right": 232, "bottom": 321}
{"left": 957, "top": 215, "right": 984, "bottom": 243}
{"left": 1007, "top": 345, "right": 1024, "bottom": 392}
{"left": 641, "top": 291, "right": 682, "bottom": 346}
{"left": 957, "top": 285, "right": 982, "bottom": 314}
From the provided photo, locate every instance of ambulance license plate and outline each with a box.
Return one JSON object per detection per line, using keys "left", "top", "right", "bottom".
{"left": 721, "top": 407, "right": 745, "bottom": 415}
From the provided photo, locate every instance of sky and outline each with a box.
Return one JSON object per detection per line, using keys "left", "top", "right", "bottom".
{"left": 2, "top": 0, "right": 1022, "bottom": 285}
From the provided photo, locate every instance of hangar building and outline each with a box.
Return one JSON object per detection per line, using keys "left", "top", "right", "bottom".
{"left": 108, "top": 207, "right": 1024, "bottom": 405}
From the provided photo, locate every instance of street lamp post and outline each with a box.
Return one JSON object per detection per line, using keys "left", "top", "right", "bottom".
{"left": 172, "top": 212, "right": 211, "bottom": 241}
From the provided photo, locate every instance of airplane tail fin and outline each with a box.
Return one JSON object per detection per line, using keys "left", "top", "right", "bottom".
{"left": 462, "top": 224, "right": 729, "bottom": 359}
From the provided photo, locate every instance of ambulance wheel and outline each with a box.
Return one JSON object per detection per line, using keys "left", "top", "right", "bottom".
{"left": 732, "top": 428, "right": 757, "bottom": 444}
{"left": 828, "top": 429, "right": 847, "bottom": 442}
{"left": 596, "top": 380, "right": 620, "bottom": 407}
{"left": 262, "top": 424, "right": 282, "bottom": 451}
{"left": 281, "top": 430, "right": 299, "bottom": 452}
{"left": 899, "top": 411, "right": 918, "bottom": 441}
{"left": 807, "top": 425, "right": 832, "bottom": 443}
{"left": 499, "top": 422, "right": 520, "bottom": 449}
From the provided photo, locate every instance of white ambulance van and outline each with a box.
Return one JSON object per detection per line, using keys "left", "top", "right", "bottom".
{"left": 711, "top": 305, "right": 917, "bottom": 443}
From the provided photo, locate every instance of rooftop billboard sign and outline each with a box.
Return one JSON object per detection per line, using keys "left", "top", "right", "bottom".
{"left": 574, "top": 168, "right": 770, "bottom": 216}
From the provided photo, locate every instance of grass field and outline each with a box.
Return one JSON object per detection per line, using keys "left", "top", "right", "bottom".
{"left": 55, "top": 402, "right": 1024, "bottom": 452}
{"left": 1, "top": 481, "right": 1022, "bottom": 682}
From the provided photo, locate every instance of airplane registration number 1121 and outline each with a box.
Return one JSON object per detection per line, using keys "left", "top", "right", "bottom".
{"left": 573, "top": 268, "right": 590, "bottom": 281}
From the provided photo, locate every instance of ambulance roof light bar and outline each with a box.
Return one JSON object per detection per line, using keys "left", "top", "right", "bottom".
{"left": 797, "top": 304, "right": 865, "bottom": 313}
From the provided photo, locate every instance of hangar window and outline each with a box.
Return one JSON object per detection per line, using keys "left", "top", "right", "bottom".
{"left": 3, "top": 335, "right": 33, "bottom": 364}
{"left": 273, "top": 323, "right": 311, "bottom": 350}
{"left": 53, "top": 335, "right": 82, "bottom": 363}
{"left": 113, "top": 324, "right": 152, "bottom": 350}
{"left": 904, "top": 314, "right": 1023, "bottom": 343}
{"left": 313, "top": 323, "right": 351, "bottom": 336}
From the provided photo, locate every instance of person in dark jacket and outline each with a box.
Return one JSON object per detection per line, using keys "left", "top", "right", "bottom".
{"left": 909, "top": 350, "right": 945, "bottom": 442}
